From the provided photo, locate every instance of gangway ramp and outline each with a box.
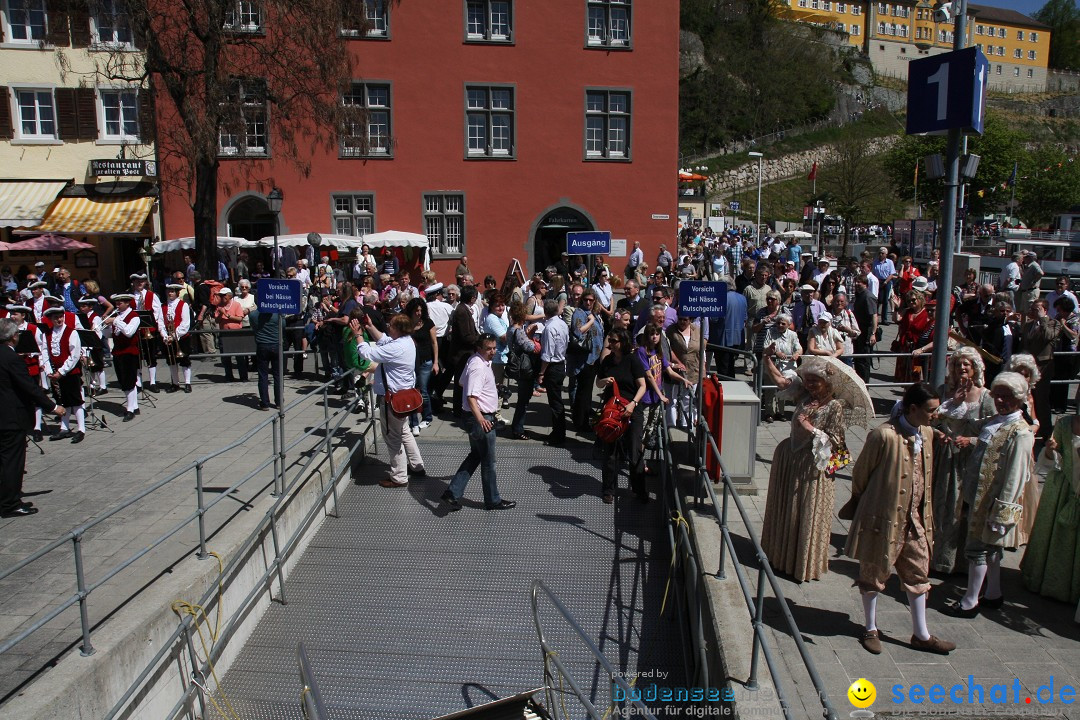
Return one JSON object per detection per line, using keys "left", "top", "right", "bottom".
{"left": 210, "top": 439, "right": 684, "bottom": 718}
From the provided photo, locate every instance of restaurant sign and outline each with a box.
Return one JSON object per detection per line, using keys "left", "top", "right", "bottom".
{"left": 89, "top": 160, "right": 158, "bottom": 177}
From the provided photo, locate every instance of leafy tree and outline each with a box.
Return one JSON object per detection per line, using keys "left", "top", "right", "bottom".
{"left": 1035, "top": 0, "right": 1080, "bottom": 70}
{"left": 818, "top": 137, "right": 896, "bottom": 255}
{"left": 882, "top": 114, "right": 1024, "bottom": 219}
{"left": 94, "top": 0, "right": 376, "bottom": 279}
{"left": 1016, "top": 147, "right": 1080, "bottom": 226}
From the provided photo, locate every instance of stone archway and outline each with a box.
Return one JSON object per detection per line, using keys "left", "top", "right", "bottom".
{"left": 223, "top": 195, "right": 275, "bottom": 242}
{"left": 530, "top": 205, "right": 594, "bottom": 275}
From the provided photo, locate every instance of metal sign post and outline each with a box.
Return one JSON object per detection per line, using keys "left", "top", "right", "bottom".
{"left": 678, "top": 281, "right": 727, "bottom": 458}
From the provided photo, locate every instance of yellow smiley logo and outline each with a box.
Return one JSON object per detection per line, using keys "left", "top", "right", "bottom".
{"left": 848, "top": 678, "right": 876, "bottom": 709}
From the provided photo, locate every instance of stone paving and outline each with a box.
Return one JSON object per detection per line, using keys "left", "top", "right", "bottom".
{"left": 0, "top": 360, "right": 352, "bottom": 701}
{"left": 689, "top": 328, "right": 1080, "bottom": 720}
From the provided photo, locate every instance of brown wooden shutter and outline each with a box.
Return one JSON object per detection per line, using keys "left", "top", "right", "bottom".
{"left": 70, "top": 2, "right": 92, "bottom": 48}
{"left": 75, "top": 88, "right": 97, "bottom": 139}
{"left": 0, "top": 88, "right": 13, "bottom": 141}
{"left": 138, "top": 90, "right": 155, "bottom": 143}
{"left": 55, "top": 88, "right": 79, "bottom": 139}
{"left": 45, "top": 0, "right": 71, "bottom": 47}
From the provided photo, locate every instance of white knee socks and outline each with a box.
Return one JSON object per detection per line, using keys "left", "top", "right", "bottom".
{"left": 907, "top": 591, "right": 930, "bottom": 641}
{"left": 74, "top": 406, "right": 85, "bottom": 433}
{"left": 962, "top": 563, "right": 989, "bottom": 610}
{"left": 126, "top": 388, "right": 138, "bottom": 412}
{"left": 183, "top": 367, "right": 191, "bottom": 384}
{"left": 862, "top": 592, "right": 878, "bottom": 631}
{"left": 34, "top": 408, "right": 41, "bottom": 431}
{"left": 148, "top": 366, "right": 157, "bottom": 384}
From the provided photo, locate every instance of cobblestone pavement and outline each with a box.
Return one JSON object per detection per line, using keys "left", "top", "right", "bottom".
{"left": 691, "top": 325, "right": 1080, "bottom": 720}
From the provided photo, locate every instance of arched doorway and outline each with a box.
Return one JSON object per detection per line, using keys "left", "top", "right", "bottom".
{"left": 225, "top": 196, "right": 276, "bottom": 242}
{"left": 531, "top": 206, "right": 594, "bottom": 274}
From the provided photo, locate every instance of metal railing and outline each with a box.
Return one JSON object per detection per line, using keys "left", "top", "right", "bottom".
{"left": 695, "top": 432, "right": 839, "bottom": 720}
{"left": 118, "top": 377, "right": 376, "bottom": 720}
{"left": 298, "top": 642, "right": 329, "bottom": 720}
{"left": 0, "top": 370, "right": 373, "bottom": 689}
{"left": 530, "top": 580, "right": 656, "bottom": 720}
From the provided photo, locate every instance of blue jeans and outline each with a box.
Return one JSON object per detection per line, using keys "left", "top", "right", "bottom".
{"left": 447, "top": 414, "right": 501, "bottom": 507}
{"left": 410, "top": 359, "right": 434, "bottom": 427}
{"left": 255, "top": 343, "right": 281, "bottom": 407}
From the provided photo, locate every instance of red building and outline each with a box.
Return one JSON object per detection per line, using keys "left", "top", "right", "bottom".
{"left": 158, "top": 1, "right": 679, "bottom": 282}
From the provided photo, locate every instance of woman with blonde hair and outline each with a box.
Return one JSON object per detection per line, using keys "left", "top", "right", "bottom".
{"left": 930, "top": 346, "right": 996, "bottom": 573}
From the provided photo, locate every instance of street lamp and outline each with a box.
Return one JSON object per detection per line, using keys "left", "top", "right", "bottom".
{"left": 137, "top": 243, "right": 151, "bottom": 281}
{"left": 748, "top": 152, "right": 763, "bottom": 240}
{"left": 266, "top": 187, "right": 284, "bottom": 277}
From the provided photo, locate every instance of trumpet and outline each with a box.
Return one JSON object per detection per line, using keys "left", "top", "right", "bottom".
{"left": 101, "top": 308, "right": 120, "bottom": 325}
{"left": 163, "top": 315, "right": 184, "bottom": 363}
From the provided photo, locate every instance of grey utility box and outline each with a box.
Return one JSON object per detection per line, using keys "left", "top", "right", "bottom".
{"left": 718, "top": 381, "right": 760, "bottom": 485}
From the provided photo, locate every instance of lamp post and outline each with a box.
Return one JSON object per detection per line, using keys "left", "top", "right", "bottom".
{"left": 266, "top": 187, "right": 284, "bottom": 415}
{"left": 137, "top": 243, "right": 151, "bottom": 282}
{"left": 749, "top": 151, "right": 763, "bottom": 240}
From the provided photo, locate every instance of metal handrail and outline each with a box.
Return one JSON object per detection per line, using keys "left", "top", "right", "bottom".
{"left": 0, "top": 370, "right": 363, "bottom": 663}
{"left": 530, "top": 580, "right": 656, "bottom": 720}
{"left": 696, "top": 432, "right": 839, "bottom": 720}
{"left": 298, "top": 642, "right": 328, "bottom": 720}
{"left": 110, "top": 384, "right": 377, "bottom": 720}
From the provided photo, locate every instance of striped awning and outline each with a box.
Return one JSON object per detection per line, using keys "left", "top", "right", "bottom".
{"left": 36, "top": 196, "right": 154, "bottom": 235}
{"left": 0, "top": 180, "right": 69, "bottom": 228}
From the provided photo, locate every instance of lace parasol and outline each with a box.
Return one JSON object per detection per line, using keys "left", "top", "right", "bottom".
{"left": 790, "top": 356, "right": 876, "bottom": 428}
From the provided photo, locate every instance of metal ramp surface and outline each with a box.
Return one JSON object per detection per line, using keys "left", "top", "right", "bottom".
{"left": 211, "top": 440, "right": 684, "bottom": 719}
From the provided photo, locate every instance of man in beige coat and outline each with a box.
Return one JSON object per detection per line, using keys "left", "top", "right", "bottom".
{"left": 844, "top": 382, "right": 955, "bottom": 655}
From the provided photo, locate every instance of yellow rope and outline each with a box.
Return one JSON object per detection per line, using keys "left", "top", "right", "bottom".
{"left": 171, "top": 551, "right": 242, "bottom": 720}
{"left": 660, "top": 513, "right": 690, "bottom": 617}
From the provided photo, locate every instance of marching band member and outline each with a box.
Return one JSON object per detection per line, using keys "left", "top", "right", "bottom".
{"left": 8, "top": 304, "right": 47, "bottom": 441}
{"left": 28, "top": 281, "right": 48, "bottom": 323}
{"left": 76, "top": 296, "right": 107, "bottom": 394}
{"left": 41, "top": 307, "right": 85, "bottom": 443}
{"left": 131, "top": 273, "right": 165, "bottom": 392}
{"left": 41, "top": 295, "right": 77, "bottom": 330}
{"left": 105, "top": 293, "right": 141, "bottom": 422}
{"left": 163, "top": 283, "right": 193, "bottom": 393}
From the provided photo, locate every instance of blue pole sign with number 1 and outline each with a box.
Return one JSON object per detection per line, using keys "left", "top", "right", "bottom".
{"left": 906, "top": 46, "right": 989, "bottom": 136}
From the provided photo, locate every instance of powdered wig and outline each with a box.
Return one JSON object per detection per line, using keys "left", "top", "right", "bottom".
{"left": 990, "top": 371, "right": 1029, "bottom": 402}
{"left": 1004, "top": 353, "right": 1040, "bottom": 389}
{"left": 946, "top": 346, "right": 986, "bottom": 389}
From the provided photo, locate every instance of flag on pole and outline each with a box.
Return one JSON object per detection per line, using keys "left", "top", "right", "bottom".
{"left": 914, "top": 158, "right": 919, "bottom": 187}
{"left": 807, "top": 162, "right": 818, "bottom": 181}
{"left": 1007, "top": 161, "right": 1017, "bottom": 187}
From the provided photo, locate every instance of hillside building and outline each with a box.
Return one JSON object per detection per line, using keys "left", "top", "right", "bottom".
{"left": 0, "top": 2, "right": 158, "bottom": 287}
{"left": 156, "top": 1, "right": 680, "bottom": 283}
{"left": 783, "top": 1, "right": 1051, "bottom": 92}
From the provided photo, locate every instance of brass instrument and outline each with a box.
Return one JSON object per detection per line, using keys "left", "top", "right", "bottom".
{"left": 948, "top": 330, "right": 1003, "bottom": 366}
{"left": 100, "top": 308, "right": 120, "bottom": 325}
{"left": 163, "top": 313, "right": 179, "bottom": 365}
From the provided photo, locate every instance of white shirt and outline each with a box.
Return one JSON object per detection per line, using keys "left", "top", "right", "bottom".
{"left": 593, "top": 281, "right": 613, "bottom": 310}
{"left": 426, "top": 299, "right": 453, "bottom": 337}
{"left": 460, "top": 353, "right": 498, "bottom": 414}
{"left": 43, "top": 323, "right": 82, "bottom": 376}
{"left": 999, "top": 261, "right": 1021, "bottom": 291}
{"left": 865, "top": 273, "right": 879, "bottom": 298}
{"left": 628, "top": 247, "right": 644, "bottom": 269}
{"left": 236, "top": 293, "right": 257, "bottom": 327}
{"left": 165, "top": 299, "right": 192, "bottom": 336}
{"left": 357, "top": 334, "right": 416, "bottom": 395}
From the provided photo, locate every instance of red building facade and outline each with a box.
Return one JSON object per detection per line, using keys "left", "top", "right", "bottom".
{"left": 158, "top": 1, "right": 679, "bottom": 282}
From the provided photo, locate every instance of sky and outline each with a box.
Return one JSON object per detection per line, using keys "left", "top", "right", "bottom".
{"left": 974, "top": 0, "right": 1056, "bottom": 17}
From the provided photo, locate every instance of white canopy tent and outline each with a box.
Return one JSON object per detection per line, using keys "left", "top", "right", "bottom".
{"left": 255, "top": 231, "right": 431, "bottom": 269}
{"left": 152, "top": 236, "right": 248, "bottom": 254}
{"left": 359, "top": 230, "right": 429, "bottom": 250}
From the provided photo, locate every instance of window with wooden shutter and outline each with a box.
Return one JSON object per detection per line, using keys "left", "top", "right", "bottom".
{"left": 70, "top": 0, "right": 91, "bottom": 47}
{"left": 0, "top": 88, "right": 13, "bottom": 141}
{"left": 75, "top": 87, "right": 96, "bottom": 139}
{"left": 138, "top": 90, "right": 155, "bottom": 143}
{"left": 55, "top": 88, "right": 79, "bottom": 139}
{"left": 45, "top": 0, "right": 70, "bottom": 46}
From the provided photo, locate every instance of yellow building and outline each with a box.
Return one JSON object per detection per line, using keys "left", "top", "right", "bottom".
{"left": 0, "top": 2, "right": 158, "bottom": 289}
{"left": 783, "top": 1, "right": 1051, "bottom": 92}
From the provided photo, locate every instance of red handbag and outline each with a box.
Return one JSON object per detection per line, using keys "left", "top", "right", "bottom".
{"left": 382, "top": 367, "right": 423, "bottom": 417}
{"left": 594, "top": 383, "right": 631, "bottom": 443}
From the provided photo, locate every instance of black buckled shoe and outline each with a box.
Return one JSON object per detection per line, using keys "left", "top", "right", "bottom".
{"left": 486, "top": 499, "right": 516, "bottom": 510}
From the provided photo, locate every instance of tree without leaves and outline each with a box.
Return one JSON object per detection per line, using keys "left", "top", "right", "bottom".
{"left": 818, "top": 136, "right": 896, "bottom": 257}
{"left": 92, "top": 0, "right": 380, "bottom": 280}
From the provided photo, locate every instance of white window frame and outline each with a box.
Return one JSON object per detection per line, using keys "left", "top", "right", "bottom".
{"left": 464, "top": 84, "right": 514, "bottom": 159}
{"left": 340, "top": 81, "right": 391, "bottom": 158}
{"left": 810, "top": 0, "right": 819, "bottom": 9}
{"left": 1014, "top": 67, "right": 1020, "bottom": 76}
{"left": 465, "top": 0, "right": 512, "bottom": 42}
{"left": 1027, "top": 68, "right": 1034, "bottom": 78}
{"left": 1030, "top": 31, "right": 1038, "bottom": 42}
{"left": 584, "top": 88, "right": 631, "bottom": 161}
{"left": 331, "top": 194, "right": 375, "bottom": 237}
{"left": 976, "top": 24, "right": 983, "bottom": 35}
{"left": 1029, "top": 49, "right": 1036, "bottom": 60}
{"left": 424, "top": 193, "right": 465, "bottom": 257}
{"left": 97, "top": 87, "right": 140, "bottom": 143}
{"left": 223, "top": 0, "right": 262, "bottom": 33}
{"left": 586, "top": 0, "right": 631, "bottom": 49}
{"left": 996, "top": 64, "right": 1002, "bottom": 74}
{"left": 1014, "top": 48, "right": 1022, "bottom": 58}
{"left": 822, "top": 1, "right": 831, "bottom": 11}
{"left": 850, "top": 24, "right": 859, "bottom": 35}
{"left": 997, "top": 27, "right": 1005, "bottom": 38}
{"left": 798, "top": 0, "right": 807, "bottom": 7}
{"left": 11, "top": 85, "right": 57, "bottom": 142}
{"left": 851, "top": 5, "right": 860, "bottom": 15}
{"left": 898, "top": 23, "right": 907, "bottom": 37}
{"left": 218, "top": 78, "right": 268, "bottom": 158}
{"left": 837, "top": 3, "right": 846, "bottom": 12}
{"left": 3, "top": 0, "right": 46, "bottom": 44}
{"left": 90, "top": 0, "right": 134, "bottom": 48}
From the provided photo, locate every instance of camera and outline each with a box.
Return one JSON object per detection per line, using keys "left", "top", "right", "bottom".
{"left": 933, "top": 2, "right": 954, "bottom": 24}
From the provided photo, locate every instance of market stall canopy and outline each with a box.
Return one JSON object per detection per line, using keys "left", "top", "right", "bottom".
{"left": 35, "top": 196, "right": 154, "bottom": 235}
{"left": 777, "top": 230, "right": 813, "bottom": 238}
{"left": 153, "top": 236, "right": 248, "bottom": 254}
{"left": 0, "top": 180, "right": 69, "bottom": 228}
{"left": 678, "top": 172, "right": 708, "bottom": 181}
{"left": 0, "top": 234, "right": 94, "bottom": 251}
{"left": 253, "top": 233, "right": 365, "bottom": 249}
{"left": 359, "top": 231, "right": 429, "bottom": 249}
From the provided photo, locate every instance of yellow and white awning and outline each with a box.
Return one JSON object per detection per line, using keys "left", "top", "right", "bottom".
{"left": 0, "top": 180, "right": 69, "bottom": 228}
{"left": 36, "top": 196, "right": 154, "bottom": 235}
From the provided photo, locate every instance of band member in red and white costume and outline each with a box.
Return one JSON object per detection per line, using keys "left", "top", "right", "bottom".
{"left": 104, "top": 293, "right": 141, "bottom": 422}
{"left": 40, "top": 295, "right": 77, "bottom": 330}
{"left": 131, "top": 273, "right": 165, "bottom": 392}
{"left": 76, "top": 296, "right": 107, "bottom": 394}
{"left": 41, "top": 307, "right": 85, "bottom": 443}
{"left": 28, "top": 281, "right": 48, "bottom": 323}
{"left": 7, "top": 304, "right": 48, "bottom": 441}
{"left": 163, "top": 284, "right": 193, "bottom": 393}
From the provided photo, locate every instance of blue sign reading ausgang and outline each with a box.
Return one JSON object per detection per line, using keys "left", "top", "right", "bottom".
{"left": 678, "top": 281, "right": 727, "bottom": 319}
{"left": 256, "top": 278, "right": 302, "bottom": 315}
{"left": 567, "top": 231, "right": 611, "bottom": 255}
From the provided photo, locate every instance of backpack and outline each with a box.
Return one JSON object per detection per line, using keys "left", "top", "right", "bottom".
{"left": 593, "top": 383, "right": 631, "bottom": 444}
